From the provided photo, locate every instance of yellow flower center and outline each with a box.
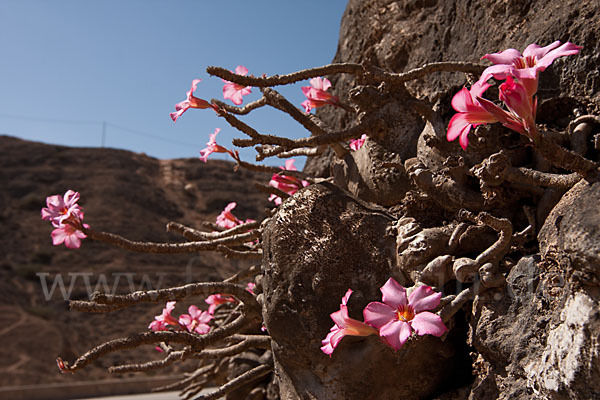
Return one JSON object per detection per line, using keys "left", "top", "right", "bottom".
{"left": 396, "top": 305, "right": 415, "bottom": 322}
{"left": 514, "top": 55, "right": 537, "bottom": 69}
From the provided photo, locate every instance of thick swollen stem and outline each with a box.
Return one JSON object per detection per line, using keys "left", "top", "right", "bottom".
{"left": 532, "top": 128, "right": 599, "bottom": 176}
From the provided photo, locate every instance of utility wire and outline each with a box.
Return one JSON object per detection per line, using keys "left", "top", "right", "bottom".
{"left": 107, "top": 122, "right": 198, "bottom": 147}
{"left": 0, "top": 113, "right": 199, "bottom": 148}
{"left": 0, "top": 113, "right": 99, "bottom": 126}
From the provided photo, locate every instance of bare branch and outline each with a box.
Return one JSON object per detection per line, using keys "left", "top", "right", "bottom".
{"left": 192, "top": 364, "right": 273, "bottom": 400}
{"left": 217, "top": 245, "right": 263, "bottom": 260}
{"left": 211, "top": 97, "right": 267, "bottom": 115}
{"left": 276, "top": 147, "right": 321, "bottom": 158}
{"left": 83, "top": 227, "right": 259, "bottom": 254}
{"left": 567, "top": 114, "right": 600, "bottom": 135}
{"left": 207, "top": 63, "right": 364, "bottom": 87}
{"left": 89, "top": 282, "right": 258, "bottom": 313}
{"left": 167, "top": 221, "right": 261, "bottom": 241}
{"left": 459, "top": 211, "right": 513, "bottom": 265}
{"left": 223, "top": 265, "right": 260, "bottom": 283}
{"left": 254, "top": 182, "right": 290, "bottom": 202}
{"left": 109, "top": 348, "right": 191, "bottom": 373}
{"left": 262, "top": 88, "right": 329, "bottom": 136}
{"left": 57, "top": 316, "right": 247, "bottom": 373}
{"left": 206, "top": 61, "right": 484, "bottom": 88}
{"left": 233, "top": 157, "right": 316, "bottom": 182}
{"left": 439, "top": 285, "right": 479, "bottom": 323}
{"left": 377, "top": 61, "right": 485, "bottom": 85}
{"left": 153, "top": 363, "right": 216, "bottom": 392}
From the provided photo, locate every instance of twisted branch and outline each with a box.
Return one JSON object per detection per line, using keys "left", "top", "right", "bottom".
{"left": 83, "top": 227, "right": 259, "bottom": 254}
{"left": 192, "top": 364, "right": 273, "bottom": 400}
{"left": 167, "top": 221, "right": 260, "bottom": 241}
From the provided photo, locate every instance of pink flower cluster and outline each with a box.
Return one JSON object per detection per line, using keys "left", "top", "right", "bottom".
{"left": 222, "top": 65, "right": 252, "bottom": 105}
{"left": 321, "top": 278, "right": 447, "bottom": 356}
{"left": 268, "top": 159, "right": 309, "bottom": 205}
{"left": 216, "top": 202, "right": 255, "bottom": 229}
{"left": 349, "top": 134, "right": 367, "bottom": 151}
{"left": 149, "top": 301, "right": 213, "bottom": 335}
{"left": 301, "top": 77, "right": 340, "bottom": 113}
{"left": 41, "top": 190, "right": 89, "bottom": 249}
{"left": 199, "top": 128, "right": 238, "bottom": 163}
{"left": 448, "top": 41, "right": 582, "bottom": 149}
{"left": 170, "top": 79, "right": 219, "bottom": 122}
{"left": 150, "top": 283, "right": 256, "bottom": 334}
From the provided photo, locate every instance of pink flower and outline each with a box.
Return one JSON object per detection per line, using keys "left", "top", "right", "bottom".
{"left": 199, "top": 128, "right": 237, "bottom": 163}
{"left": 363, "top": 279, "right": 447, "bottom": 351}
{"left": 51, "top": 223, "right": 88, "bottom": 249}
{"left": 498, "top": 76, "right": 536, "bottom": 134}
{"left": 246, "top": 282, "right": 256, "bottom": 295}
{"left": 216, "top": 202, "right": 243, "bottom": 229}
{"left": 446, "top": 80, "right": 499, "bottom": 150}
{"left": 222, "top": 65, "right": 252, "bottom": 105}
{"left": 321, "top": 289, "right": 379, "bottom": 356}
{"left": 301, "top": 77, "right": 340, "bottom": 112}
{"left": 41, "top": 190, "right": 84, "bottom": 225}
{"left": 480, "top": 41, "right": 582, "bottom": 98}
{"left": 42, "top": 190, "right": 89, "bottom": 249}
{"left": 148, "top": 301, "right": 180, "bottom": 331}
{"left": 268, "top": 159, "right": 309, "bottom": 205}
{"left": 349, "top": 134, "right": 367, "bottom": 151}
{"left": 56, "top": 357, "right": 73, "bottom": 374}
{"left": 170, "top": 79, "right": 218, "bottom": 122}
{"left": 179, "top": 305, "right": 213, "bottom": 335}
{"left": 205, "top": 294, "right": 237, "bottom": 315}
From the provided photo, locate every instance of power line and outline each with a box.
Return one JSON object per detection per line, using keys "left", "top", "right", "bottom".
{"left": 0, "top": 113, "right": 99, "bottom": 126}
{"left": 0, "top": 113, "right": 199, "bottom": 149}
{"left": 107, "top": 122, "right": 198, "bottom": 147}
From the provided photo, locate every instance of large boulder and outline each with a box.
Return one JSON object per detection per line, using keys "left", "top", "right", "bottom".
{"left": 261, "top": 183, "right": 471, "bottom": 399}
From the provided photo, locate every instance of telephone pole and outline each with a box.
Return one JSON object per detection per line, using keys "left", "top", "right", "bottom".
{"left": 101, "top": 121, "right": 106, "bottom": 147}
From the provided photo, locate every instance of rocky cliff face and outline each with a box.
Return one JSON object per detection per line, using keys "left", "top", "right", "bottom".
{"left": 265, "top": 1, "right": 600, "bottom": 399}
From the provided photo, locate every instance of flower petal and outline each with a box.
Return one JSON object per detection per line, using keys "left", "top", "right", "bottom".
{"left": 478, "top": 63, "right": 514, "bottom": 84}
{"left": 179, "top": 314, "right": 192, "bottom": 326}
{"left": 330, "top": 307, "right": 349, "bottom": 328}
{"left": 410, "top": 311, "right": 447, "bottom": 337}
{"left": 450, "top": 87, "right": 474, "bottom": 112}
{"left": 447, "top": 113, "right": 471, "bottom": 142}
{"left": 481, "top": 48, "right": 522, "bottom": 65}
{"left": 380, "top": 277, "right": 408, "bottom": 309}
{"left": 379, "top": 320, "right": 412, "bottom": 351}
{"left": 522, "top": 41, "right": 560, "bottom": 59}
{"left": 341, "top": 289, "right": 352, "bottom": 306}
{"left": 408, "top": 285, "right": 441, "bottom": 313}
{"left": 535, "top": 42, "right": 582, "bottom": 71}
{"left": 235, "top": 65, "right": 249, "bottom": 75}
{"left": 363, "top": 301, "right": 396, "bottom": 329}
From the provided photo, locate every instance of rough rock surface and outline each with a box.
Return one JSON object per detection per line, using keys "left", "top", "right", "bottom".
{"left": 305, "top": 0, "right": 600, "bottom": 177}
{"left": 296, "top": 1, "right": 600, "bottom": 399}
{"left": 261, "top": 183, "right": 472, "bottom": 399}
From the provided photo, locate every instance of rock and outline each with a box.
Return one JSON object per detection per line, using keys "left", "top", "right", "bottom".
{"left": 538, "top": 179, "right": 600, "bottom": 285}
{"left": 261, "top": 183, "right": 471, "bottom": 399}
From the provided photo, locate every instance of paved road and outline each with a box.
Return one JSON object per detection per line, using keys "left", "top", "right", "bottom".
{"left": 74, "top": 392, "right": 180, "bottom": 400}
{"left": 74, "top": 389, "right": 217, "bottom": 400}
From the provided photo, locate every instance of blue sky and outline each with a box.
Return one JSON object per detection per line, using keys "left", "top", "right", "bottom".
{"left": 0, "top": 1, "right": 347, "bottom": 167}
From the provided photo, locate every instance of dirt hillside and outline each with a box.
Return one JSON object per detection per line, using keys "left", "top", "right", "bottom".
{"left": 0, "top": 135, "right": 271, "bottom": 386}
